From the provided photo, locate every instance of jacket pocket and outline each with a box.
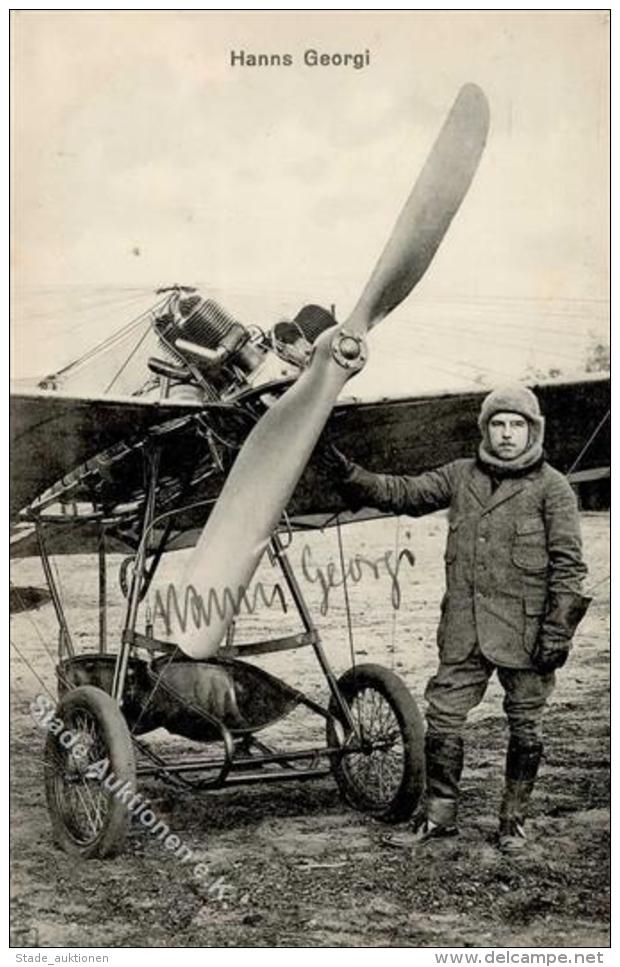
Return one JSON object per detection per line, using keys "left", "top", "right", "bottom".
{"left": 444, "top": 520, "right": 460, "bottom": 564}
{"left": 512, "top": 517, "right": 548, "bottom": 572}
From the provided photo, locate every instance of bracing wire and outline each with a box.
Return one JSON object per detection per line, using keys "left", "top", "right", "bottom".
{"left": 389, "top": 516, "right": 402, "bottom": 670}
{"left": 10, "top": 585, "right": 61, "bottom": 673}
{"left": 335, "top": 516, "right": 356, "bottom": 671}
{"left": 103, "top": 321, "right": 154, "bottom": 394}
{"left": 10, "top": 638, "right": 57, "bottom": 703}
{"left": 54, "top": 296, "right": 167, "bottom": 381}
{"left": 389, "top": 319, "right": 594, "bottom": 367}
{"left": 567, "top": 411, "right": 611, "bottom": 476}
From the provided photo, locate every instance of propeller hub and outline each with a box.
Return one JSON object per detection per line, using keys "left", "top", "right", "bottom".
{"left": 331, "top": 329, "right": 367, "bottom": 372}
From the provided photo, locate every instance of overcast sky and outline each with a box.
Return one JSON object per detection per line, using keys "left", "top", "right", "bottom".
{"left": 11, "top": 10, "right": 609, "bottom": 393}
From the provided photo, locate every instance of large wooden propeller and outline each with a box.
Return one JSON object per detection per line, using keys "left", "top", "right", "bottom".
{"left": 176, "top": 84, "right": 490, "bottom": 658}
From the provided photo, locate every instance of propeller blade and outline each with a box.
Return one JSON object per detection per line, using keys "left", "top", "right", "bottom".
{"left": 174, "top": 84, "right": 490, "bottom": 658}
{"left": 348, "top": 83, "right": 490, "bottom": 333}
{"left": 175, "top": 330, "right": 352, "bottom": 658}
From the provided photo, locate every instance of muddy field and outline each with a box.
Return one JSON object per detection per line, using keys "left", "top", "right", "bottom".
{"left": 10, "top": 512, "right": 610, "bottom": 948}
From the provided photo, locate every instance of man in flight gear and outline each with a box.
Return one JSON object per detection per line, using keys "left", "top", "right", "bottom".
{"left": 325, "top": 385, "right": 590, "bottom": 851}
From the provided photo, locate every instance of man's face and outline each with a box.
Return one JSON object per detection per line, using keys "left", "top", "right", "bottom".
{"left": 487, "top": 411, "right": 530, "bottom": 461}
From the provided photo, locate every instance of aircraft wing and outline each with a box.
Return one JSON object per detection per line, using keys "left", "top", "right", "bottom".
{"left": 10, "top": 376, "right": 609, "bottom": 559}
{"left": 320, "top": 375, "right": 611, "bottom": 482}
{"left": 290, "top": 374, "right": 610, "bottom": 518}
{"left": 10, "top": 390, "right": 204, "bottom": 518}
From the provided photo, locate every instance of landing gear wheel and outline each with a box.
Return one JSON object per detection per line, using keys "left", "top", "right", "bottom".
{"left": 44, "top": 685, "right": 136, "bottom": 858}
{"left": 327, "top": 663, "right": 424, "bottom": 823}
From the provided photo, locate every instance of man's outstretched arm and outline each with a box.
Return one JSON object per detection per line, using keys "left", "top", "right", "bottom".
{"left": 319, "top": 444, "right": 458, "bottom": 517}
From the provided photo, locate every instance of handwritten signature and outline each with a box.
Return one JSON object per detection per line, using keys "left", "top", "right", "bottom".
{"left": 152, "top": 580, "right": 287, "bottom": 636}
{"left": 152, "top": 542, "right": 416, "bottom": 634}
{"left": 300, "top": 544, "right": 415, "bottom": 615}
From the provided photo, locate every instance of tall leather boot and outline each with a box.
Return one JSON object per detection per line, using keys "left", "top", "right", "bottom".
{"left": 416, "top": 733, "right": 464, "bottom": 839}
{"left": 498, "top": 737, "right": 543, "bottom": 852}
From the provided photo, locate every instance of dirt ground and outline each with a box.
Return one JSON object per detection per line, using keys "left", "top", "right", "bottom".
{"left": 10, "top": 512, "right": 610, "bottom": 948}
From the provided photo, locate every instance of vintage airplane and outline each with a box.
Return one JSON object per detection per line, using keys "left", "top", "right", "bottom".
{"left": 10, "top": 84, "right": 610, "bottom": 857}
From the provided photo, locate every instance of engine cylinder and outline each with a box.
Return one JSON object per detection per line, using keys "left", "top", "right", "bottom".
{"left": 180, "top": 298, "right": 246, "bottom": 350}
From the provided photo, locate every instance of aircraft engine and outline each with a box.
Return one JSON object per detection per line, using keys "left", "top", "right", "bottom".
{"left": 152, "top": 290, "right": 337, "bottom": 404}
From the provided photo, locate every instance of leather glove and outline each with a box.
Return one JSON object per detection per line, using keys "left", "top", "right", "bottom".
{"left": 313, "top": 440, "right": 354, "bottom": 480}
{"left": 532, "top": 638, "right": 571, "bottom": 674}
{"left": 532, "top": 591, "right": 591, "bottom": 674}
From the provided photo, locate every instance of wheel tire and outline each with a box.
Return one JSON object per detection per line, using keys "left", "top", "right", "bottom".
{"left": 327, "top": 663, "right": 424, "bottom": 823}
{"left": 44, "top": 685, "right": 136, "bottom": 858}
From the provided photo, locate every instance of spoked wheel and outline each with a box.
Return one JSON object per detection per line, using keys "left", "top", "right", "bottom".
{"left": 327, "top": 663, "right": 424, "bottom": 822}
{"left": 44, "top": 685, "right": 136, "bottom": 858}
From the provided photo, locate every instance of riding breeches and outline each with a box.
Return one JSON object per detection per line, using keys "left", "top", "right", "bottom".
{"left": 425, "top": 643, "right": 555, "bottom": 744}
